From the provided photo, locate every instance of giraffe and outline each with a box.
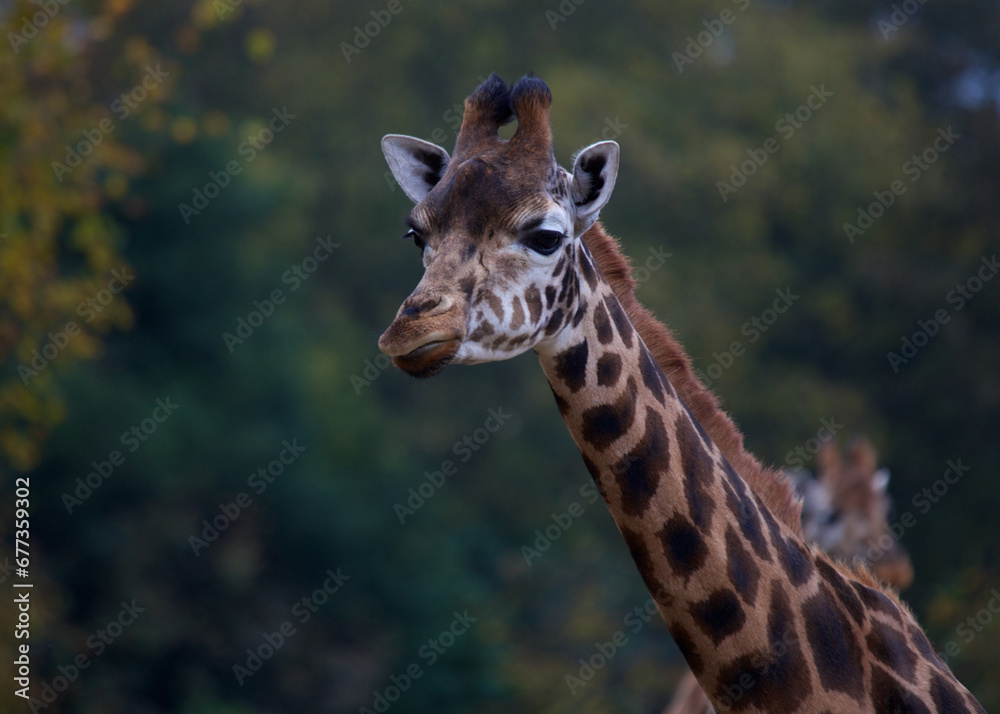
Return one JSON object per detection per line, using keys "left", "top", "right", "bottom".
{"left": 665, "top": 436, "right": 916, "bottom": 714}
{"left": 795, "top": 437, "right": 914, "bottom": 591}
{"left": 377, "top": 73, "right": 983, "bottom": 712}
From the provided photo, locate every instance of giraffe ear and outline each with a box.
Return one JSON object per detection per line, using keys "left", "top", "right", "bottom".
{"left": 571, "top": 141, "right": 620, "bottom": 235}
{"left": 382, "top": 134, "right": 451, "bottom": 204}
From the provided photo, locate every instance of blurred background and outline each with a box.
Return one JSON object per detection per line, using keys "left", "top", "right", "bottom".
{"left": 1, "top": 0, "right": 998, "bottom": 711}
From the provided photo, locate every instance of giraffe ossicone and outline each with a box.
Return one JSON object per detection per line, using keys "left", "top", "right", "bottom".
{"left": 378, "top": 73, "right": 983, "bottom": 713}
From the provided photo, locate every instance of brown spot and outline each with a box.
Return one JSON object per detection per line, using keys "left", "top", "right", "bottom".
{"left": 593, "top": 301, "right": 613, "bottom": 344}
{"left": 480, "top": 290, "right": 504, "bottom": 320}
{"left": 544, "top": 308, "right": 564, "bottom": 336}
{"left": 852, "top": 582, "right": 900, "bottom": 620}
{"left": 802, "top": 588, "right": 865, "bottom": 699}
{"left": 658, "top": 514, "right": 707, "bottom": 582}
{"left": 578, "top": 244, "right": 598, "bottom": 290}
{"left": 613, "top": 407, "right": 669, "bottom": 516}
{"left": 552, "top": 254, "right": 566, "bottom": 277}
{"left": 554, "top": 340, "right": 588, "bottom": 393}
{"left": 459, "top": 276, "right": 476, "bottom": 303}
{"left": 572, "top": 298, "right": 588, "bottom": 327}
{"left": 690, "top": 589, "right": 746, "bottom": 645}
{"left": 725, "top": 525, "right": 760, "bottom": 607}
{"left": 907, "top": 623, "right": 948, "bottom": 672}
{"left": 866, "top": 621, "right": 917, "bottom": 683}
{"left": 671, "top": 625, "right": 704, "bottom": 678}
{"left": 550, "top": 385, "right": 569, "bottom": 417}
{"left": 580, "top": 453, "right": 608, "bottom": 501}
{"left": 525, "top": 286, "right": 542, "bottom": 324}
{"left": 761, "top": 506, "right": 814, "bottom": 587}
{"left": 931, "top": 674, "right": 985, "bottom": 714}
{"left": 869, "top": 664, "right": 932, "bottom": 714}
{"left": 468, "top": 321, "right": 494, "bottom": 341}
{"left": 640, "top": 347, "right": 666, "bottom": 404}
{"left": 510, "top": 296, "right": 525, "bottom": 330}
{"left": 930, "top": 672, "right": 978, "bottom": 713}
{"left": 816, "top": 559, "right": 866, "bottom": 627}
{"left": 545, "top": 284, "right": 557, "bottom": 308}
{"left": 675, "top": 413, "right": 716, "bottom": 530}
{"left": 621, "top": 526, "right": 669, "bottom": 603}
{"left": 596, "top": 352, "right": 622, "bottom": 387}
{"left": 557, "top": 264, "right": 575, "bottom": 303}
{"left": 604, "top": 295, "right": 633, "bottom": 348}
{"left": 581, "top": 376, "right": 637, "bottom": 450}
{"left": 721, "top": 476, "right": 771, "bottom": 563}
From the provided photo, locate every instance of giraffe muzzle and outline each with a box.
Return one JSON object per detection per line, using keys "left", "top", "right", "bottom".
{"left": 378, "top": 295, "right": 465, "bottom": 378}
{"left": 387, "top": 337, "right": 462, "bottom": 378}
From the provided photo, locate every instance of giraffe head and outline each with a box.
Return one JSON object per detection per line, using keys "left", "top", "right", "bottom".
{"left": 378, "top": 73, "right": 619, "bottom": 377}
{"left": 794, "top": 436, "right": 914, "bottom": 589}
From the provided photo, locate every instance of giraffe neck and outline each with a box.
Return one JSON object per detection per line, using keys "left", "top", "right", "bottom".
{"left": 534, "top": 246, "right": 983, "bottom": 713}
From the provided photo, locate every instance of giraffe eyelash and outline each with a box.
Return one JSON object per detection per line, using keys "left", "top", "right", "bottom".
{"left": 402, "top": 228, "right": 427, "bottom": 251}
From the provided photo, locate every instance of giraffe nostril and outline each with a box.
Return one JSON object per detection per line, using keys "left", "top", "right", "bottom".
{"left": 401, "top": 294, "right": 453, "bottom": 318}
{"left": 401, "top": 295, "right": 440, "bottom": 317}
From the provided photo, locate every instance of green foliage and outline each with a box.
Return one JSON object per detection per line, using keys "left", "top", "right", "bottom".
{"left": 4, "top": 0, "right": 999, "bottom": 711}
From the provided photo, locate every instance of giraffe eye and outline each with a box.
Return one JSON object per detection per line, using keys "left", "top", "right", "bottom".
{"left": 522, "top": 229, "right": 564, "bottom": 256}
{"left": 403, "top": 229, "right": 426, "bottom": 251}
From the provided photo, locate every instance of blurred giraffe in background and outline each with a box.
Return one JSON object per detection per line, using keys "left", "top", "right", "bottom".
{"left": 795, "top": 437, "right": 914, "bottom": 590}
{"left": 664, "top": 436, "right": 914, "bottom": 714}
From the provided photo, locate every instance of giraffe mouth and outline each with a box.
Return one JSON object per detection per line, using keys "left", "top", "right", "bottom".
{"left": 392, "top": 338, "right": 462, "bottom": 378}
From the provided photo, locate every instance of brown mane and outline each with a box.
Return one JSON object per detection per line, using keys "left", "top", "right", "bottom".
{"left": 583, "top": 222, "right": 804, "bottom": 534}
